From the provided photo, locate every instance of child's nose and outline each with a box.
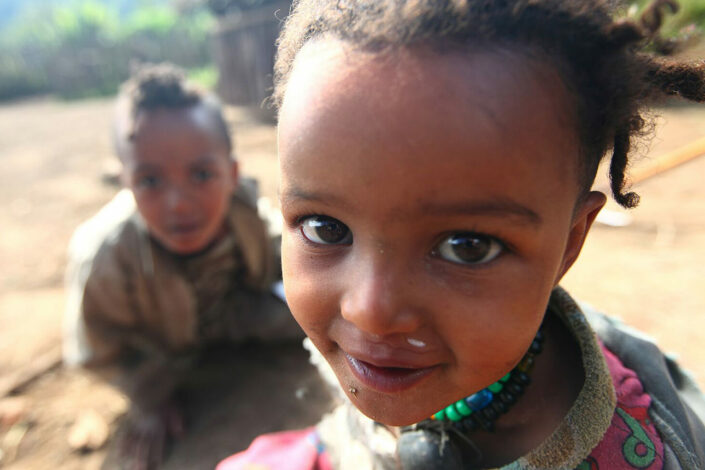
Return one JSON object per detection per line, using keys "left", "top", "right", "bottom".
{"left": 165, "top": 186, "right": 192, "bottom": 213}
{"left": 340, "top": 255, "right": 422, "bottom": 336}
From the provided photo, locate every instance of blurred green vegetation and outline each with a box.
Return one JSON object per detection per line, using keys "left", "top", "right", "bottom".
{"left": 0, "top": 0, "right": 216, "bottom": 101}
{"left": 0, "top": 0, "right": 702, "bottom": 102}
{"left": 187, "top": 64, "right": 218, "bottom": 89}
{"left": 627, "top": 0, "right": 705, "bottom": 37}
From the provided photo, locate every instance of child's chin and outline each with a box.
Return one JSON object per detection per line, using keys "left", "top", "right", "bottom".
{"left": 353, "top": 395, "right": 432, "bottom": 427}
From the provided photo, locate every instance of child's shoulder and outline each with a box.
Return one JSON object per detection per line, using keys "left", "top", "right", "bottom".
{"left": 226, "top": 178, "right": 283, "bottom": 285}
{"left": 578, "top": 299, "right": 705, "bottom": 469}
{"left": 228, "top": 176, "right": 281, "bottom": 236}
{"left": 232, "top": 177, "right": 260, "bottom": 209}
{"left": 581, "top": 300, "right": 705, "bottom": 411}
{"left": 67, "top": 189, "right": 143, "bottom": 267}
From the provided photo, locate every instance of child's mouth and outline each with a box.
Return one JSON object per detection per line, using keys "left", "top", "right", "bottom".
{"left": 344, "top": 353, "right": 437, "bottom": 394}
{"left": 170, "top": 222, "right": 201, "bottom": 235}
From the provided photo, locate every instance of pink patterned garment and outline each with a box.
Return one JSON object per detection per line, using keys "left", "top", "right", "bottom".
{"left": 216, "top": 428, "right": 332, "bottom": 470}
{"left": 575, "top": 343, "right": 665, "bottom": 470}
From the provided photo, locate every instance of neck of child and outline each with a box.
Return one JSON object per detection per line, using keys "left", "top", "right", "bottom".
{"left": 454, "top": 311, "right": 585, "bottom": 468}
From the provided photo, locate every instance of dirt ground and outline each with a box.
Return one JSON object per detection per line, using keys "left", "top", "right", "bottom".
{"left": 0, "top": 96, "right": 704, "bottom": 469}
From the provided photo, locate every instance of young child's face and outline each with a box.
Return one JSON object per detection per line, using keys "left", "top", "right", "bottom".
{"left": 121, "top": 106, "right": 237, "bottom": 255}
{"left": 278, "top": 41, "right": 605, "bottom": 425}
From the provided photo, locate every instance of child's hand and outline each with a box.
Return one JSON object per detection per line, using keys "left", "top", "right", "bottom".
{"left": 119, "top": 401, "right": 185, "bottom": 470}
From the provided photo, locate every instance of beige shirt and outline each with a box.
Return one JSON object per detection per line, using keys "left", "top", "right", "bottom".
{"left": 63, "top": 181, "right": 299, "bottom": 403}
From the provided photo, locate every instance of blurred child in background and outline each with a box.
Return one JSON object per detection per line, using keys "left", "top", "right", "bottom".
{"left": 63, "top": 63, "right": 302, "bottom": 469}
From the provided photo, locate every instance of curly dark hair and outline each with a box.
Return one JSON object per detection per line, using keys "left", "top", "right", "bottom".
{"left": 273, "top": 0, "right": 705, "bottom": 207}
{"left": 115, "top": 63, "right": 232, "bottom": 156}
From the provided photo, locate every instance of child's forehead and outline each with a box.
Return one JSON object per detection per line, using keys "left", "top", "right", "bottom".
{"left": 117, "top": 103, "right": 230, "bottom": 157}
{"left": 284, "top": 39, "right": 574, "bottom": 131}
{"left": 279, "top": 40, "right": 585, "bottom": 216}
{"left": 114, "top": 105, "right": 230, "bottom": 168}
{"left": 281, "top": 39, "right": 578, "bottom": 169}
{"left": 132, "top": 105, "right": 216, "bottom": 135}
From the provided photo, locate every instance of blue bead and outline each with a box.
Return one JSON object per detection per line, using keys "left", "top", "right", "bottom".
{"left": 466, "top": 389, "right": 493, "bottom": 411}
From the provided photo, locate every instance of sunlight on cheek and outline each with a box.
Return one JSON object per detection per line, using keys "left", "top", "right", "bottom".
{"left": 282, "top": 234, "right": 335, "bottom": 320}
{"left": 281, "top": 232, "right": 308, "bottom": 294}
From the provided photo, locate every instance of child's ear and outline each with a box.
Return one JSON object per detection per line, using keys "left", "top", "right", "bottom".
{"left": 555, "top": 191, "right": 607, "bottom": 284}
{"left": 229, "top": 158, "right": 239, "bottom": 186}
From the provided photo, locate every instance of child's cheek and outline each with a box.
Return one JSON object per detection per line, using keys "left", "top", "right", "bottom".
{"left": 281, "top": 231, "right": 313, "bottom": 323}
{"left": 282, "top": 230, "right": 338, "bottom": 338}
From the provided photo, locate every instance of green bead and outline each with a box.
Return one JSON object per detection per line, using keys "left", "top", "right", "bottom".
{"left": 433, "top": 410, "right": 446, "bottom": 420}
{"left": 445, "top": 405, "right": 462, "bottom": 422}
{"left": 455, "top": 399, "right": 473, "bottom": 416}
{"left": 499, "top": 373, "right": 511, "bottom": 383}
{"left": 488, "top": 381, "right": 504, "bottom": 393}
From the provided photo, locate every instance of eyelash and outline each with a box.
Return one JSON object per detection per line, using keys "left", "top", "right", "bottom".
{"left": 290, "top": 212, "right": 321, "bottom": 230}
{"left": 435, "top": 225, "right": 512, "bottom": 250}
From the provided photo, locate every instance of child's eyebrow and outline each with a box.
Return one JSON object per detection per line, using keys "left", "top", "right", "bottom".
{"left": 280, "top": 187, "right": 354, "bottom": 211}
{"left": 190, "top": 155, "right": 220, "bottom": 166}
{"left": 415, "top": 199, "right": 543, "bottom": 226}
{"left": 133, "top": 163, "right": 161, "bottom": 174}
{"left": 282, "top": 187, "right": 541, "bottom": 226}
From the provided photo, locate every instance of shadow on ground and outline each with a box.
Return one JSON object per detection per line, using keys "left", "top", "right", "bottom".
{"left": 102, "top": 342, "right": 335, "bottom": 469}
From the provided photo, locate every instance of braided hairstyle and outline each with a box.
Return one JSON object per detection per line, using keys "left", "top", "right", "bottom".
{"left": 273, "top": 0, "right": 705, "bottom": 207}
{"left": 114, "top": 63, "right": 232, "bottom": 158}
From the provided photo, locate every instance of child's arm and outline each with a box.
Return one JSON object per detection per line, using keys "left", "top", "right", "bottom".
{"left": 584, "top": 305, "right": 705, "bottom": 467}
{"left": 64, "top": 235, "right": 197, "bottom": 408}
{"left": 63, "top": 218, "right": 191, "bottom": 469}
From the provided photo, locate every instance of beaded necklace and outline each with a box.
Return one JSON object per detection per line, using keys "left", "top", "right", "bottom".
{"left": 397, "top": 326, "right": 546, "bottom": 468}
{"left": 424, "top": 327, "right": 544, "bottom": 433}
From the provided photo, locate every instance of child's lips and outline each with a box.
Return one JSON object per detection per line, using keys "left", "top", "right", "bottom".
{"left": 169, "top": 221, "right": 202, "bottom": 235}
{"left": 344, "top": 352, "right": 438, "bottom": 394}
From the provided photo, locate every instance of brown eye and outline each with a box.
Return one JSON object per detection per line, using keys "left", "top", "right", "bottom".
{"left": 435, "top": 233, "right": 503, "bottom": 265}
{"left": 192, "top": 168, "right": 215, "bottom": 183}
{"left": 300, "top": 216, "right": 352, "bottom": 245}
{"left": 137, "top": 174, "right": 161, "bottom": 189}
